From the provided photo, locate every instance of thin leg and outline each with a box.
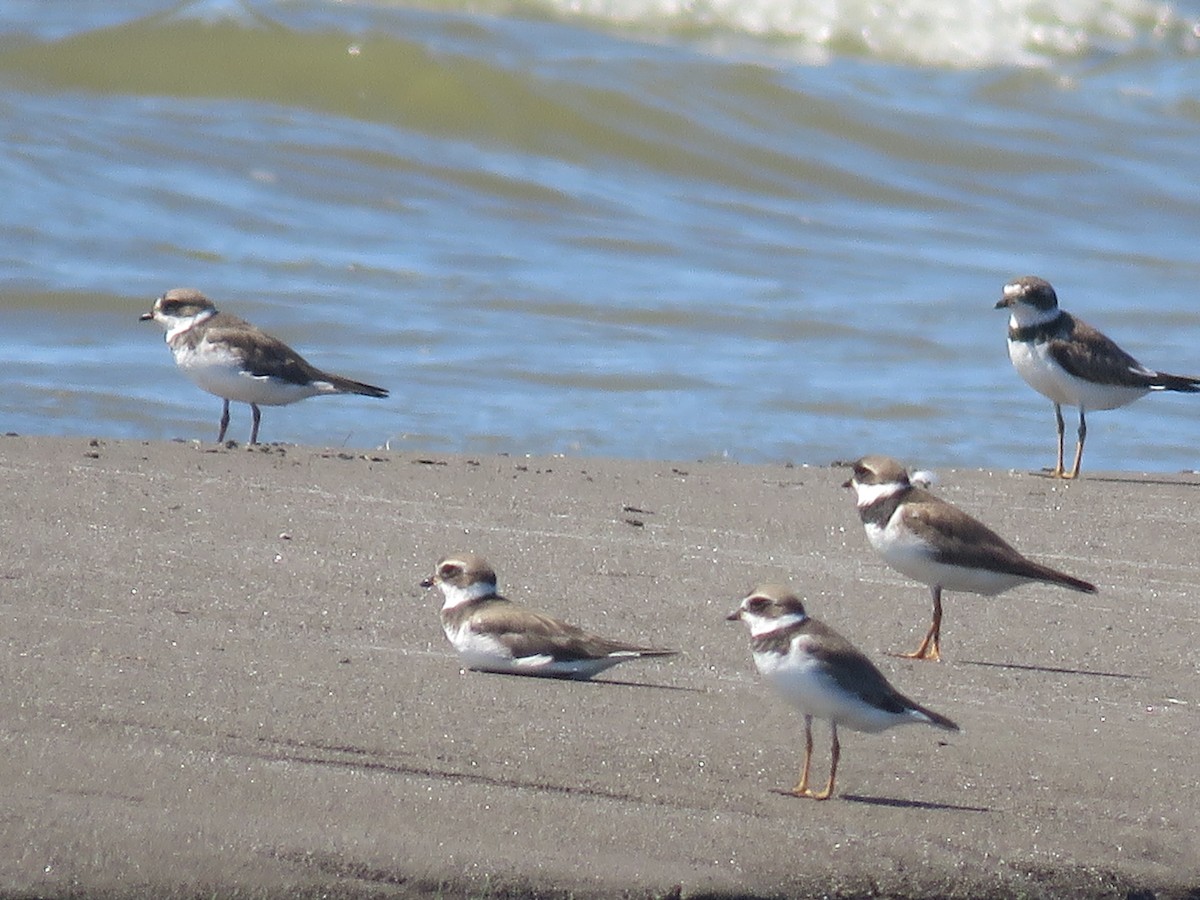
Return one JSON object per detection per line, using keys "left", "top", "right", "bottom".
{"left": 810, "top": 723, "right": 840, "bottom": 801}
{"left": 1065, "top": 408, "right": 1086, "bottom": 480}
{"left": 789, "top": 715, "right": 814, "bottom": 796}
{"left": 217, "top": 399, "right": 231, "bottom": 443}
{"left": 1051, "top": 403, "right": 1065, "bottom": 477}
{"left": 898, "top": 585, "right": 943, "bottom": 661}
{"left": 249, "top": 403, "right": 262, "bottom": 445}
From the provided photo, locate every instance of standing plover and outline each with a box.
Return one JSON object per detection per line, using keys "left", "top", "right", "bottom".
{"left": 997, "top": 275, "right": 1200, "bottom": 478}
{"left": 141, "top": 288, "right": 388, "bottom": 444}
{"left": 728, "top": 585, "right": 958, "bottom": 800}
{"left": 844, "top": 455, "right": 1096, "bottom": 660}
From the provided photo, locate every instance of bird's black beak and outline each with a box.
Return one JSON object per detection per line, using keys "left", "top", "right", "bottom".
{"left": 841, "top": 478, "right": 852, "bottom": 489}
{"left": 419, "top": 576, "right": 435, "bottom": 589}
{"left": 139, "top": 311, "right": 154, "bottom": 321}
{"left": 725, "top": 608, "right": 742, "bottom": 622}
{"left": 994, "top": 297, "right": 1012, "bottom": 310}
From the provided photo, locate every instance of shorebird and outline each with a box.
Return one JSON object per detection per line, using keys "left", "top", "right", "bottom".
{"left": 727, "top": 584, "right": 959, "bottom": 800}
{"left": 420, "top": 553, "right": 678, "bottom": 679}
{"left": 141, "top": 288, "right": 388, "bottom": 444}
{"left": 844, "top": 454, "right": 1097, "bottom": 660}
{"left": 997, "top": 275, "right": 1200, "bottom": 478}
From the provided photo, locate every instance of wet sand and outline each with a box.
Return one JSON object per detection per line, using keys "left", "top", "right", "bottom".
{"left": 1, "top": 435, "right": 1197, "bottom": 899}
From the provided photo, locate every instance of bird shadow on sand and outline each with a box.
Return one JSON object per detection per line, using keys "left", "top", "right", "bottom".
{"left": 841, "top": 793, "right": 991, "bottom": 813}
{"left": 957, "top": 658, "right": 1145, "bottom": 680}
{"left": 470, "top": 668, "right": 705, "bottom": 693}
{"left": 1026, "top": 469, "right": 1200, "bottom": 487}
{"left": 574, "top": 677, "right": 706, "bottom": 693}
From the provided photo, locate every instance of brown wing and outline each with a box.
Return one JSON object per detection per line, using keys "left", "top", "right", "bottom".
{"left": 472, "top": 602, "right": 674, "bottom": 662}
{"left": 205, "top": 313, "right": 327, "bottom": 387}
{"left": 903, "top": 492, "right": 1039, "bottom": 574}
{"left": 802, "top": 620, "right": 911, "bottom": 715}
{"left": 1048, "top": 315, "right": 1168, "bottom": 390}
{"left": 804, "top": 620, "right": 959, "bottom": 729}
{"left": 903, "top": 491, "right": 1095, "bottom": 592}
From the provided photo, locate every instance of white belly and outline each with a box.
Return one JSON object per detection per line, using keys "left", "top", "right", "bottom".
{"left": 754, "top": 646, "right": 913, "bottom": 734}
{"left": 866, "top": 520, "right": 1029, "bottom": 596}
{"left": 442, "top": 621, "right": 625, "bottom": 679}
{"left": 1007, "top": 339, "right": 1147, "bottom": 411}
{"left": 173, "top": 341, "right": 321, "bottom": 406}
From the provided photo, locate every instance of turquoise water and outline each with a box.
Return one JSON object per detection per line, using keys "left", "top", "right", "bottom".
{"left": 2, "top": 0, "right": 1200, "bottom": 470}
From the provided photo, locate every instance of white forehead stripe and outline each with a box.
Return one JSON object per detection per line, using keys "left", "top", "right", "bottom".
{"left": 1003, "top": 282, "right": 1022, "bottom": 297}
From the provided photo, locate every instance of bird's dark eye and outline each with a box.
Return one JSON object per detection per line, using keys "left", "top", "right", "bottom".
{"left": 746, "top": 596, "right": 769, "bottom": 613}
{"left": 439, "top": 563, "right": 462, "bottom": 579}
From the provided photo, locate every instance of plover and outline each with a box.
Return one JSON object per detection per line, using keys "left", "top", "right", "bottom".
{"left": 728, "top": 584, "right": 958, "bottom": 800}
{"left": 844, "top": 454, "right": 1097, "bottom": 660}
{"left": 997, "top": 275, "right": 1200, "bottom": 478}
{"left": 420, "top": 553, "right": 677, "bottom": 679}
{"left": 141, "top": 288, "right": 388, "bottom": 444}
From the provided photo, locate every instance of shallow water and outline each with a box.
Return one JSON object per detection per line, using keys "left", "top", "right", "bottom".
{"left": 2, "top": 0, "right": 1200, "bottom": 471}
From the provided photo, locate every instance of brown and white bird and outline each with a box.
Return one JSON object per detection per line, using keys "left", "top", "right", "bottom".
{"left": 997, "top": 275, "right": 1200, "bottom": 479}
{"left": 727, "top": 585, "right": 959, "bottom": 800}
{"left": 140, "top": 288, "right": 388, "bottom": 444}
{"left": 420, "top": 553, "right": 678, "bottom": 679}
{"left": 844, "top": 455, "right": 1097, "bottom": 661}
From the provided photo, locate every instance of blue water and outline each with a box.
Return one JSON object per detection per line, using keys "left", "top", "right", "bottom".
{"left": 2, "top": 0, "right": 1200, "bottom": 472}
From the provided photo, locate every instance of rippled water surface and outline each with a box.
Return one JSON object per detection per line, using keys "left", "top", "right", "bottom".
{"left": 2, "top": 0, "right": 1200, "bottom": 472}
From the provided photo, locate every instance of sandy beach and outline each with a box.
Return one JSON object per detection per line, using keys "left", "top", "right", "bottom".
{"left": 1, "top": 435, "right": 1197, "bottom": 899}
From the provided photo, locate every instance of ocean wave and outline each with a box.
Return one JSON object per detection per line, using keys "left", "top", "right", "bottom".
{"left": 3, "top": 0, "right": 1196, "bottom": 71}
{"left": 376, "top": 0, "right": 1199, "bottom": 67}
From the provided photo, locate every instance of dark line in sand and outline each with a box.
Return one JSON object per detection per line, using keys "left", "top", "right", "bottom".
{"left": 467, "top": 668, "right": 704, "bottom": 692}
{"left": 957, "top": 658, "right": 1144, "bottom": 680}
{"left": 235, "top": 746, "right": 656, "bottom": 805}
{"left": 841, "top": 793, "right": 991, "bottom": 812}
{"left": 576, "top": 677, "right": 704, "bottom": 692}
{"left": 87, "top": 716, "right": 705, "bottom": 812}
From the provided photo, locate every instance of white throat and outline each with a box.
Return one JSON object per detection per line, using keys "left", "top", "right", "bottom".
{"left": 1006, "top": 303, "right": 1060, "bottom": 331}
{"left": 439, "top": 579, "right": 497, "bottom": 611}
{"left": 851, "top": 479, "right": 906, "bottom": 509}
{"left": 163, "top": 307, "right": 217, "bottom": 343}
{"left": 745, "top": 612, "right": 806, "bottom": 637}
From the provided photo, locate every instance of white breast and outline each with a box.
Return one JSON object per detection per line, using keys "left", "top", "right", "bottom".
{"left": 1007, "top": 338, "right": 1148, "bottom": 411}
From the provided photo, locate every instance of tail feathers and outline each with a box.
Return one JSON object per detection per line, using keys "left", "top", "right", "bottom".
{"left": 1033, "top": 564, "right": 1097, "bottom": 594}
{"left": 1149, "top": 371, "right": 1200, "bottom": 393}
{"left": 323, "top": 374, "right": 389, "bottom": 398}
{"left": 911, "top": 703, "right": 960, "bottom": 732}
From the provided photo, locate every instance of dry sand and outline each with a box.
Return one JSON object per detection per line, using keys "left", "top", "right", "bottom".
{"left": 1, "top": 435, "right": 1197, "bottom": 899}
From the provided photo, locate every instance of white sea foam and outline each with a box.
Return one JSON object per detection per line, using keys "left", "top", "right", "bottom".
{"left": 488, "top": 0, "right": 1195, "bottom": 67}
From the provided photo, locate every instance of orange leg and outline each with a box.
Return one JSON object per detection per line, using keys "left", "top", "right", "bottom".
{"left": 786, "top": 718, "right": 840, "bottom": 800}
{"left": 808, "top": 724, "right": 839, "bottom": 801}
{"left": 788, "top": 715, "right": 815, "bottom": 796}
{"left": 897, "top": 586, "right": 942, "bottom": 661}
